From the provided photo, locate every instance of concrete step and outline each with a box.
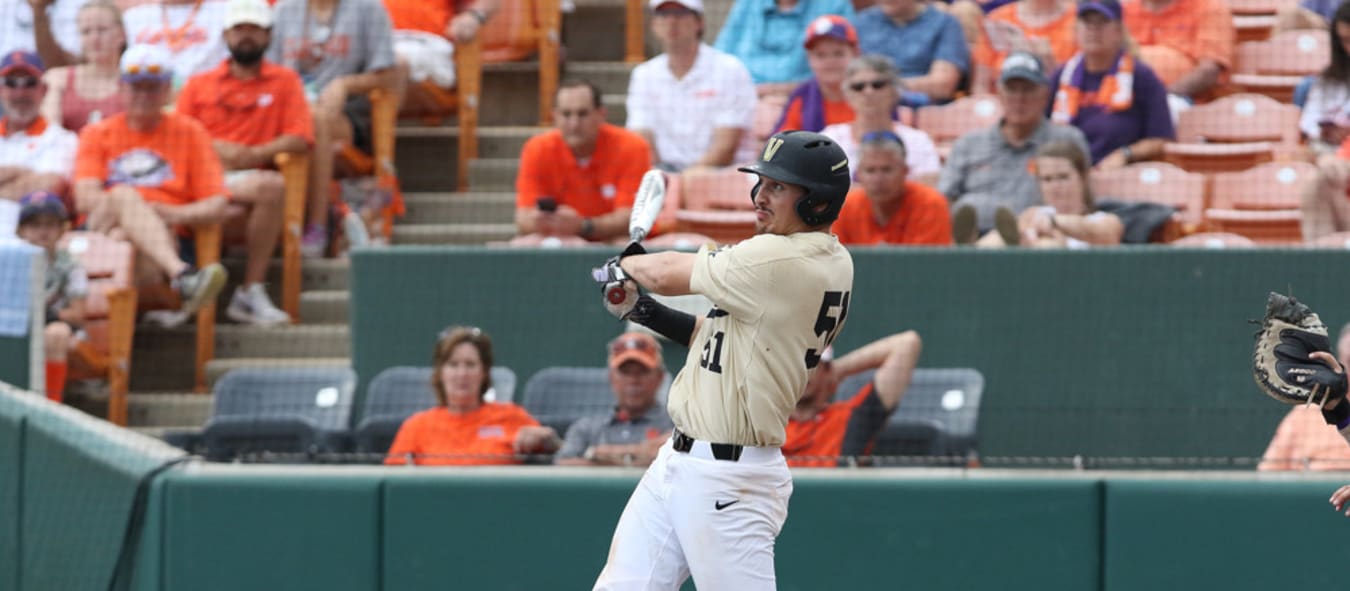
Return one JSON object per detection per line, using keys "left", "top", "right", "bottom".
{"left": 64, "top": 388, "right": 213, "bottom": 427}
{"left": 603, "top": 93, "right": 627, "bottom": 125}
{"left": 564, "top": 5, "right": 654, "bottom": 63}
{"left": 467, "top": 158, "right": 521, "bottom": 192}
{"left": 402, "top": 192, "right": 517, "bottom": 225}
{"left": 392, "top": 223, "right": 517, "bottom": 245}
{"left": 482, "top": 62, "right": 554, "bottom": 126}
{"left": 299, "top": 257, "right": 350, "bottom": 291}
{"left": 565, "top": 61, "right": 634, "bottom": 96}
{"left": 212, "top": 324, "right": 350, "bottom": 360}
{"left": 299, "top": 290, "right": 349, "bottom": 325}
{"left": 396, "top": 125, "right": 541, "bottom": 160}
{"left": 204, "top": 357, "right": 351, "bottom": 391}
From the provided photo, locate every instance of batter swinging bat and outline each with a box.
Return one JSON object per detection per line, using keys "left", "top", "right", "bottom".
{"left": 629, "top": 169, "right": 667, "bottom": 244}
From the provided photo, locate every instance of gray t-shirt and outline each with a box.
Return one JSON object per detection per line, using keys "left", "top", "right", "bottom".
{"left": 938, "top": 120, "right": 1089, "bottom": 230}
{"left": 266, "top": 0, "right": 397, "bottom": 97}
{"left": 45, "top": 248, "right": 87, "bottom": 321}
{"left": 554, "top": 405, "right": 675, "bottom": 462}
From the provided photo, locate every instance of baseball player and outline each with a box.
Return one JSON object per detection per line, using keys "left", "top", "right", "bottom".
{"left": 590, "top": 130, "right": 854, "bottom": 590}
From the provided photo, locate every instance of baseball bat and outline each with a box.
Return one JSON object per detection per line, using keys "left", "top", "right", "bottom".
{"left": 629, "top": 169, "right": 667, "bottom": 244}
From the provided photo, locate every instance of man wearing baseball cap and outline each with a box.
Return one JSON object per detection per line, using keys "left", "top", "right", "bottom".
{"left": 15, "top": 190, "right": 86, "bottom": 403}
{"left": 0, "top": 51, "right": 77, "bottom": 201}
{"left": 176, "top": 0, "right": 312, "bottom": 326}
{"left": 555, "top": 332, "right": 674, "bottom": 467}
{"left": 625, "top": 0, "right": 755, "bottom": 171}
{"left": 72, "top": 43, "right": 228, "bottom": 322}
{"left": 940, "top": 51, "right": 1089, "bottom": 241}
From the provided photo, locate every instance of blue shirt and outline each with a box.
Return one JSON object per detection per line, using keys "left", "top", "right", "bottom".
{"left": 1302, "top": 0, "right": 1338, "bottom": 21}
{"left": 714, "top": 0, "right": 855, "bottom": 84}
{"left": 1048, "top": 60, "right": 1176, "bottom": 164}
{"left": 854, "top": 5, "right": 971, "bottom": 81}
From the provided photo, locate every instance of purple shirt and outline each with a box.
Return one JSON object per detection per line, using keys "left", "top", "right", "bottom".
{"left": 1047, "top": 60, "right": 1175, "bottom": 164}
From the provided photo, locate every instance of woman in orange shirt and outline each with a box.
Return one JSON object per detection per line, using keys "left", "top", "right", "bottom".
{"left": 385, "top": 327, "right": 560, "bottom": 466}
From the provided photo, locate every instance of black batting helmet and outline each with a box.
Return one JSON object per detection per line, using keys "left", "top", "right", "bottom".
{"left": 737, "top": 130, "right": 851, "bottom": 226}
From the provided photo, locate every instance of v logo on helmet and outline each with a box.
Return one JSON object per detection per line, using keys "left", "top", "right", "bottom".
{"left": 762, "top": 137, "right": 785, "bottom": 162}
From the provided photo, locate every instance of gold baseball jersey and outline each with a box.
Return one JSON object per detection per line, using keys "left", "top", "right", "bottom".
{"left": 667, "top": 231, "right": 854, "bottom": 447}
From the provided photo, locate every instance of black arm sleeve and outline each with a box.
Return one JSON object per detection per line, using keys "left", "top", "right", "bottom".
{"left": 628, "top": 295, "right": 696, "bottom": 348}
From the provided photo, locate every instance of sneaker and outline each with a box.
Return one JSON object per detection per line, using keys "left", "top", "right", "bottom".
{"left": 227, "top": 284, "right": 292, "bottom": 326}
{"left": 341, "top": 210, "right": 370, "bottom": 250}
{"left": 173, "top": 263, "right": 227, "bottom": 315}
{"left": 994, "top": 207, "right": 1021, "bottom": 246}
{"left": 142, "top": 309, "right": 191, "bottom": 329}
{"left": 301, "top": 224, "right": 327, "bottom": 259}
{"left": 952, "top": 205, "right": 978, "bottom": 245}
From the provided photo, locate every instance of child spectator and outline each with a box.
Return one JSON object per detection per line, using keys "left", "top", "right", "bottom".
{"left": 15, "top": 191, "right": 86, "bottom": 403}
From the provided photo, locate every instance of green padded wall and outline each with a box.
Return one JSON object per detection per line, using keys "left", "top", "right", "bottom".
{"left": 0, "top": 389, "right": 27, "bottom": 591}
{"left": 1104, "top": 479, "right": 1350, "bottom": 589}
{"left": 353, "top": 247, "right": 1350, "bottom": 462}
{"left": 160, "top": 472, "right": 382, "bottom": 591}
{"left": 0, "top": 334, "right": 32, "bottom": 392}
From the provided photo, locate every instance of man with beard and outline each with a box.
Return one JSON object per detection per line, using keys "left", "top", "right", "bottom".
{"left": 176, "top": 0, "right": 312, "bottom": 326}
{"left": 0, "top": 51, "right": 76, "bottom": 201}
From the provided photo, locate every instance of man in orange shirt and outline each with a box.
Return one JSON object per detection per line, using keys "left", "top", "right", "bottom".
{"left": 1122, "top": 0, "right": 1234, "bottom": 101}
{"left": 833, "top": 130, "right": 952, "bottom": 246}
{"left": 784, "top": 330, "right": 922, "bottom": 467}
{"left": 176, "top": 0, "right": 312, "bottom": 326}
{"left": 73, "top": 43, "right": 227, "bottom": 317}
{"left": 515, "top": 80, "right": 652, "bottom": 242}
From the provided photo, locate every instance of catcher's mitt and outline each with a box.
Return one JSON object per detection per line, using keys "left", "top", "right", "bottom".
{"left": 1252, "top": 292, "right": 1346, "bottom": 406}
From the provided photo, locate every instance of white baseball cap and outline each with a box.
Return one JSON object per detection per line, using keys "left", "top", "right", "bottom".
{"left": 119, "top": 44, "right": 173, "bottom": 83}
{"left": 649, "top": 0, "right": 703, "bottom": 13}
{"left": 224, "top": 0, "right": 273, "bottom": 29}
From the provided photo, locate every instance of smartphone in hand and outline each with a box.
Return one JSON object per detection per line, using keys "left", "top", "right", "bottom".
{"left": 537, "top": 197, "right": 558, "bottom": 212}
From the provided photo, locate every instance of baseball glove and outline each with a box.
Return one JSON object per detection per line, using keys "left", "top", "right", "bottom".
{"left": 1252, "top": 292, "right": 1346, "bottom": 406}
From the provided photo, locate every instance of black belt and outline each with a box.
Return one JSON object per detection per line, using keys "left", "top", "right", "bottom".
{"left": 671, "top": 429, "right": 744, "bottom": 462}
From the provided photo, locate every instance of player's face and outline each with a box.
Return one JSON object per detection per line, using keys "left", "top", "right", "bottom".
{"left": 752, "top": 174, "right": 810, "bottom": 235}
{"left": 439, "top": 342, "right": 487, "bottom": 411}
{"left": 553, "top": 86, "right": 606, "bottom": 152}
{"left": 1034, "top": 156, "right": 1087, "bottom": 215}
{"left": 78, "top": 5, "right": 125, "bottom": 63}
{"left": 610, "top": 361, "right": 663, "bottom": 414}
{"left": 806, "top": 39, "right": 856, "bottom": 88}
{"left": 856, "top": 145, "right": 908, "bottom": 201}
{"left": 16, "top": 216, "right": 64, "bottom": 253}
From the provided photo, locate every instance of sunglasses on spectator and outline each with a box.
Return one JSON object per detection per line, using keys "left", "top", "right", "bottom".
{"left": 2, "top": 77, "right": 39, "bottom": 89}
{"left": 848, "top": 79, "right": 891, "bottom": 92}
{"left": 610, "top": 336, "right": 656, "bottom": 356}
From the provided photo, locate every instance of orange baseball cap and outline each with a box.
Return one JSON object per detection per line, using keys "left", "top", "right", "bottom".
{"left": 609, "top": 332, "right": 662, "bottom": 370}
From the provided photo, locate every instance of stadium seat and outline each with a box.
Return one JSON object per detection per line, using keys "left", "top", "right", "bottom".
{"left": 520, "top": 367, "right": 619, "bottom": 435}
{"left": 352, "top": 365, "right": 518, "bottom": 455}
{"left": 914, "top": 96, "right": 1003, "bottom": 158}
{"left": 1169, "top": 232, "right": 1259, "bottom": 248}
{"left": 1090, "top": 162, "right": 1207, "bottom": 229}
{"left": 193, "top": 223, "right": 224, "bottom": 393}
{"left": 1233, "top": 14, "right": 1276, "bottom": 43}
{"left": 1164, "top": 93, "right": 1300, "bottom": 174}
{"left": 62, "top": 232, "right": 137, "bottom": 425}
{"left": 1232, "top": 32, "right": 1329, "bottom": 102}
{"left": 275, "top": 152, "right": 308, "bottom": 321}
{"left": 200, "top": 366, "right": 357, "bottom": 462}
{"left": 1205, "top": 161, "right": 1314, "bottom": 243}
{"left": 1308, "top": 231, "right": 1350, "bottom": 248}
{"left": 674, "top": 168, "right": 758, "bottom": 244}
{"left": 832, "top": 367, "right": 985, "bottom": 466}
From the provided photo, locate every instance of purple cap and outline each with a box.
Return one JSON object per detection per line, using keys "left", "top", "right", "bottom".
{"left": 18, "top": 191, "right": 68, "bottom": 224}
{"left": 0, "top": 51, "right": 45, "bottom": 78}
{"left": 1078, "top": 0, "right": 1122, "bottom": 21}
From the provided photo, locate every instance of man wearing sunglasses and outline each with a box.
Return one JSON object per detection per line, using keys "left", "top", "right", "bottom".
{"left": 590, "top": 130, "right": 853, "bottom": 590}
{"left": 0, "top": 51, "right": 77, "bottom": 201}
{"left": 555, "top": 332, "right": 675, "bottom": 467}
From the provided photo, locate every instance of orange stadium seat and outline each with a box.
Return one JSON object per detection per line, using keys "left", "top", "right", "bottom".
{"left": 1091, "top": 162, "right": 1208, "bottom": 229}
{"left": 63, "top": 232, "right": 137, "bottom": 425}
{"left": 1164, "top": 94, "right": 1301, "bottom": 173}
{"left": 1205, "top": 161, "right": 1314, "bottom": 243}
{"left": 1308, "top": 232, "right": 1350, "bottom": 248}
{"left": 674, "top": 168, "right": 758, "bottom": 244}
{"left": 1233, "top": 14, "right": 1277, "bottom": 43}
{"left": 1169, "top": 232, "right": 1259, "bottom": 248}
{"left": 914, "top": 96, "right": 1003, "bottom": 159}
{"left": 1232, "top": 32, "right": 1330, "bottom": 102}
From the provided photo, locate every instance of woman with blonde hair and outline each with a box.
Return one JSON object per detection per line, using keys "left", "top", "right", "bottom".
{"left": 968, "top": 140, "right": 1123, "bottom": 247}
{"left": 40, "top": 0, "right": 127, "bottom": 133}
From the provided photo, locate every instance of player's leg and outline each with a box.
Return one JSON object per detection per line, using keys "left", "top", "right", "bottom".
{"left": 668, "top": 452, "right": 793, "bottom": 591}
{"left": 594, "top": 445, "right": 691, "bottom": 591}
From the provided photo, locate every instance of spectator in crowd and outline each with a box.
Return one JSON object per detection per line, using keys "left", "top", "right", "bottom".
{"left": 15, "top": 191, "right": 85, "bottom": 403}
{"left": 966, "top": 139, "right": 1124, "bottom": 246}
{"left": 784, "top": 330, "right": 921, "bottom": 467}
{"left": 820, "top": 54, "right": 942, "bottom": 179}
{"left": 1260, "top": 322, "right": 1350, "bottom": 471}
{"left": 555, "top": 332, "right": 675, "bottom": 467}
{"left": 626, "top": 0, "right": 756, "bottom": 171}
{"left": 515, "top": 80, "right": 651, "bottom": 242}
{"left": 854, "top": 0, "right": 970, "bottom": 103}
{"left": 40, "top": 1, "right": 127, "bottom": 134}
{"left": 1275, "top": 0, "right": 1341, "bottom": 35}
{"left": 267, "top": 0, "right": 400, "bottom": 257}
{"left": 970, "top": 0, "right": 1079, "bottom": 93}
{"left": 774, "top": 15, "right": 860, "bottom": 133}
{"left": 940, "top": 52, "right": 1088, "bottom": 236}
{"left": 381, "top": 0, "right": 498, "bottom": 114}
{"left": 0, "top": 51, "right": 77, "bottom": 200}
{"left": 122, "top": 0, "right": 231, "bottom": 89}
{"left": 833, "top": 131, "right": 952, "bottom": 245}
{"left": 714, "top": 0, "right": 855, "bottom": 92}
{"left": 176, "top": 0, "right": 311, "bottom": 326}
{"left": 1122, "top": 0, "right": 1234, "bottom": 102}
{"left": 386, "top": 326, "right": 561, "bottom": 466}
{"left": 1048, "top": 0, "right": 1174, "bottom": 167}
{"left": 73, "top": 44, "right": 227, "bottom": 318}
{"left": 5, "top": 0, "right": 83, "bottom": 69}
{"left": 1300, "top": 1, "right": 1350, "bottom": 156}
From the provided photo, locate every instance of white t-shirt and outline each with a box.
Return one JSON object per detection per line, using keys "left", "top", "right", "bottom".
{"left": 820, "top": 121, "right": 943, "bottom": 178}
{"left": 123, "top": 0, "right": 230, "bottom": 88}
{"left": 0, "top": 0, "right": 82, "bottom": 57}
{"left": 626, "top": 44, "right": 757, "bottom": 170}
{"left": 0, "top": 117, "right": 77, "bottom": 178}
